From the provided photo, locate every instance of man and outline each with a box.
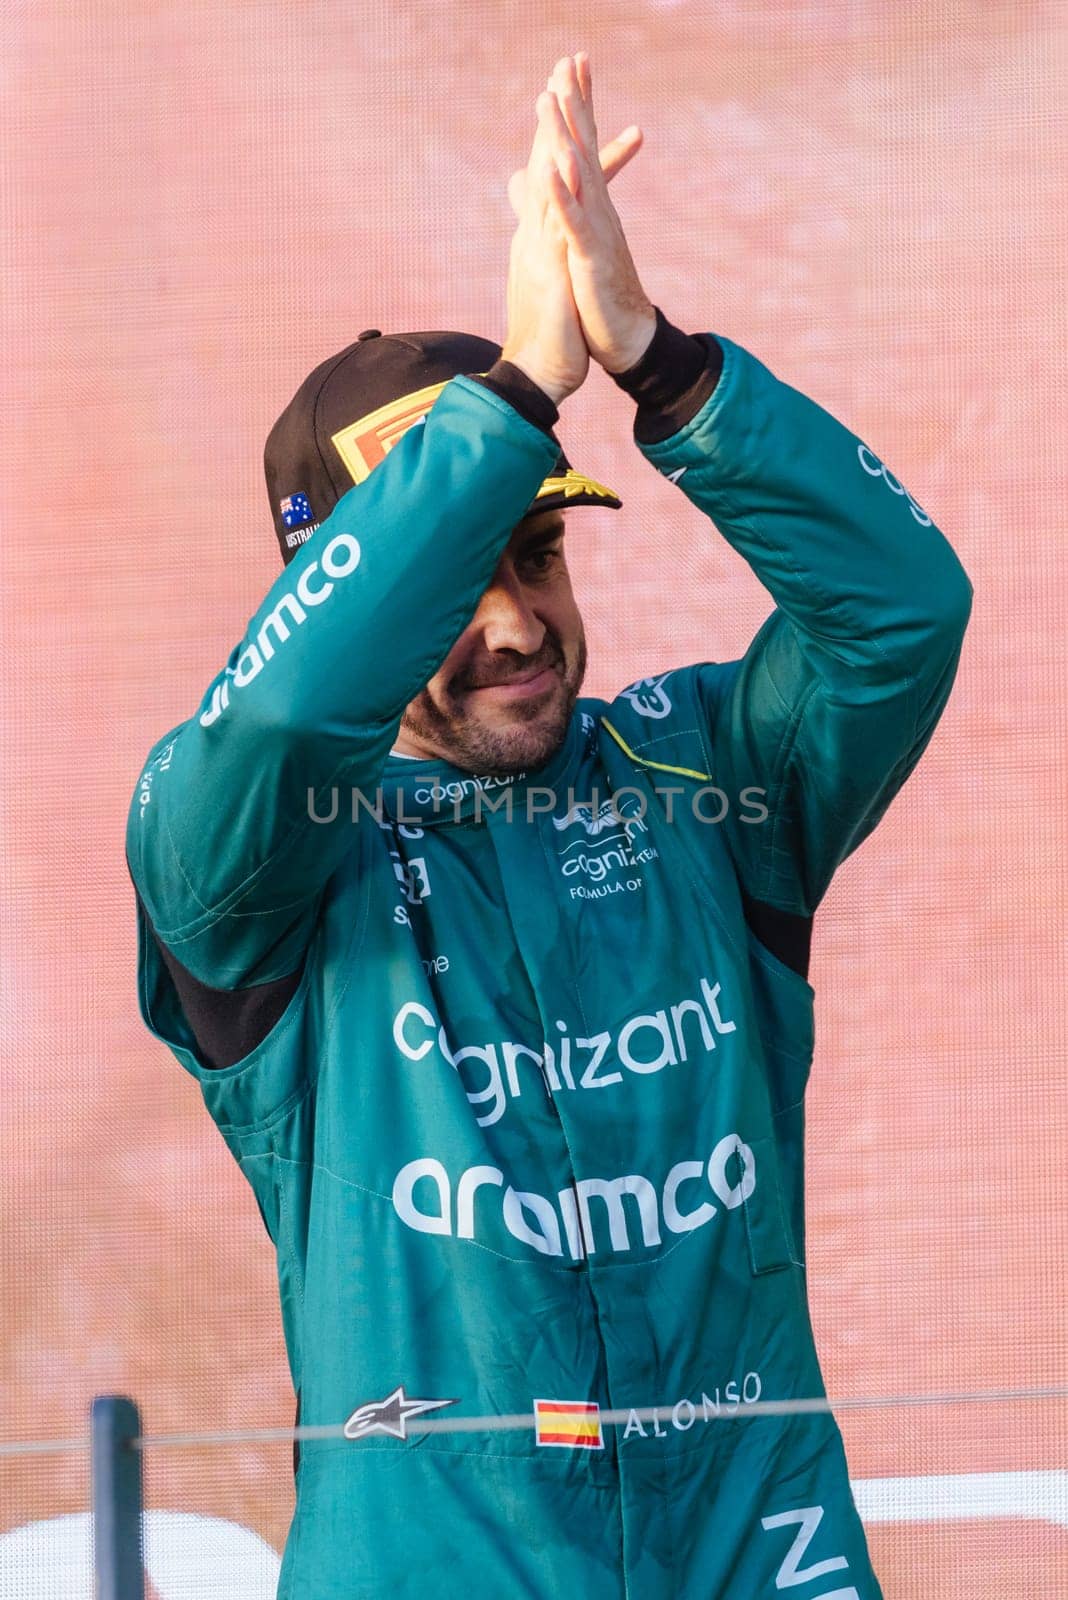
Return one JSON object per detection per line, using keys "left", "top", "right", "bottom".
{"left": 128, "top": 52, "right": 971, "bottom": 1600}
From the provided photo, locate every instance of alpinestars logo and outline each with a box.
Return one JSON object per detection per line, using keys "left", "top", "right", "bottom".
{"left": 343, "top": 1386, "right": 458, "bottom": 1441}
{"left": 620, "top": 673, "right": 673, "bottom": 719}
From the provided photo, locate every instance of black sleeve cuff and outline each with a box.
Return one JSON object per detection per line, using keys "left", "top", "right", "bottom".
{"left": 137, "top": 890, "right": 303, "bottom": 1071}
{"left": 738, "top": 884, "right": 814, "bottom": 982}
{"left": 466, "top": 360, "right": 560, "bottom": 438}
{"left": 610, "top": 306, "right": 724, "bottom": 446}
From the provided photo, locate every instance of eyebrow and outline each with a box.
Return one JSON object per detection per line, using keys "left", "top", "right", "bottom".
{"left": 515, "top": 519, "right": 566, "bottom": 552}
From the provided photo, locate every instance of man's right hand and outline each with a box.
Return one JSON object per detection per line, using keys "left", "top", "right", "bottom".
{"left": 500, "top": 91, "right": 590, "bottom": 406}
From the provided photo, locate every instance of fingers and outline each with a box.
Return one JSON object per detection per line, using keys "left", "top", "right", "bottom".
{"left": 543, "top": 161, "right": 590, "bottom": 250}
{"left": 517, "top": 94, "right": 574, "bottom": 253}
{"left": 507, "top": 124, "right": 640, "bottom": 218}
{"left": 517, "top": 94, "right": 553, "bottom": 226}
{"left": 550, "top": 54, "right": 601, "bottom": 182}
{"left": 575, "top": 50, "right": 592, "bottom": 105}
{"left": 598, "top": 125, "right": 643, "bottom": 183}
{"left": 538, "top": 90, "right": 583, "bottom": 200}
{"left": 508, "top": 55, "right": 640, "bottom": 234}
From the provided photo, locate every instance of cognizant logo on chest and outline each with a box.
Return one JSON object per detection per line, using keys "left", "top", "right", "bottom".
{"left": 392, "top": 976, "right": 738, "bottom": 1127}
{"left": 199, "top": 532, "right": 361, "bottom": 727}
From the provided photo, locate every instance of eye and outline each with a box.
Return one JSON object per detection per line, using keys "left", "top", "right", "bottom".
{"left": 521, "top": 546, "right": 563, "bottom": 580}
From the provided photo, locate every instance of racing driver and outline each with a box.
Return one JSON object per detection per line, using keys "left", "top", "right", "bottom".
{"left": 127, "top": 52, "right": 972, "bottom": 1600}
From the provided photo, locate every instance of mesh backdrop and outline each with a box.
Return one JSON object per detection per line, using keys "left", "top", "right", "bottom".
{"left": 1, "top": 1, "right": 1065, "bottom": 1595}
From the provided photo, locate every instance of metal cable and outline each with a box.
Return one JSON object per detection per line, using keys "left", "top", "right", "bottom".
{"left": 1, "top": 1385, "right": 1065, "bottom": 1459}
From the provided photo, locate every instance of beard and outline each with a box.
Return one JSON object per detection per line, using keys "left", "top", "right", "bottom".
{"left": 400, "top": 627, "right": 587, "bottom": 777}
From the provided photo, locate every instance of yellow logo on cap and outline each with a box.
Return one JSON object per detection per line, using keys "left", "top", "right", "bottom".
{"left": 535, "top": 470, "right": 617, "bottom": 502}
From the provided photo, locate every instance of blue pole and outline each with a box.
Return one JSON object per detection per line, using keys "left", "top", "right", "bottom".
{"left": 90, "top": 1395, "right": 144, "bottom": 1600}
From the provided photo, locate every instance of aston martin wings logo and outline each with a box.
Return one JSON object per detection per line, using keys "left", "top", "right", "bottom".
{"left": 535, "top": 469, "right": 617, "bottom": 502}
{"left": 343, "top": 1385, "right": 459, "bottom": 1441}
{"left": 551, "top": 798, "right": 629, "bottom": 835}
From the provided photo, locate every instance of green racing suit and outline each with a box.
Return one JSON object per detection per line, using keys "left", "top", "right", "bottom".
{"left": 128, "top": 330, "right": 972, "bottom": 1599}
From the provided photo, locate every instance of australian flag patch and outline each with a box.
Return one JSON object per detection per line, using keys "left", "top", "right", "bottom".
{"left": 280, "top": 491, "right": 314, "bottom": 530}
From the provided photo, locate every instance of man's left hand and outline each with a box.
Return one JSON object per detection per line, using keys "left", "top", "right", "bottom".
{"left": 539, "top": 53, "right": 658, "bottom": 375}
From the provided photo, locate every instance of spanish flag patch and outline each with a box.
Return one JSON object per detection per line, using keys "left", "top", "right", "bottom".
{"left": 534, "top": 1399, "right": 604, "bottom": 1450}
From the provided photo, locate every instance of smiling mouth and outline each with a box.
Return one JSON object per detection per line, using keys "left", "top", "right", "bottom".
{"left": 464, "top": 666, "right": 559, "bottom": 700}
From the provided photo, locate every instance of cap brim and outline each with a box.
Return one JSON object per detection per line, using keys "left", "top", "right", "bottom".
{"left": 528, "top": 458, "right": 622, "bottom": 516}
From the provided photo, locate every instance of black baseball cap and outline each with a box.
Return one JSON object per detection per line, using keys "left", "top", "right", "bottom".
{"left": 264, "top": 328, "right": 622, "bottom": 565}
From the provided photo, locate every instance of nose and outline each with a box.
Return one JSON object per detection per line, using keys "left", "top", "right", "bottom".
{"left": 474, "top": 568, "right": 546, "bottom": 657}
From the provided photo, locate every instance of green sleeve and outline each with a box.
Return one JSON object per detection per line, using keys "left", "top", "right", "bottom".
{"left": 127, "top": 377, "right": 558, "bottom": 985}
{"left": 638, "top": 336, "right": 973, "bottom": 915}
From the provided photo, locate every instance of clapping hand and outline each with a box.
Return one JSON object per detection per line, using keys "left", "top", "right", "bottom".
{"left": 499, "top": 54, "right": 654, "bottom": 404}
{"left": 538, "top": 53, "right": 657, "bottom": 375}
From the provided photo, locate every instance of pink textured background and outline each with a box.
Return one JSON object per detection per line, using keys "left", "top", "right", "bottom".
{"left": 2, "top": 2, "right": 1065, "bottom": 1593}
